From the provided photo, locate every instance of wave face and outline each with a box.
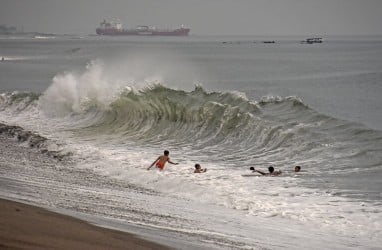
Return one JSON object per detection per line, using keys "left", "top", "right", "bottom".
{"left": 2, "top": 84, "right": 382, "bottom": 176}
{"left": 78, "top": 85, "right": 263, "bottom": 148}
{"left": 36, "top": 78, "right": 381, "bottom": 173}
{"left": 36, "top": 82, "right": 327, "bottom": 165}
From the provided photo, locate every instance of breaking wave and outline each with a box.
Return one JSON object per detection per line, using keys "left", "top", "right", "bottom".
{"left": 2, "top": 84, "right": 382, "bottom": 174}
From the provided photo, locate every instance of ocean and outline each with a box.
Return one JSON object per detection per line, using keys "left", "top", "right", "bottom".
{"left": 0, "top": 34, "right": 381, "bottom": 249}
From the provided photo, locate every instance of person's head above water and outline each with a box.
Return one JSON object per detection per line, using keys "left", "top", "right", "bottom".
{"left": 164, "top": 150, "right": 169, "bottom": 156}
{"left": 294, "top": 166, "right": 301, "bottom": 172}
{"left": 268, "top": 166, "right": 274, "bottom": 173}
{"left": 249, "top": 167, "right": 255, "bottom": 171}
{"left": 195, "top": 163, "right": 201, "bottom": 169}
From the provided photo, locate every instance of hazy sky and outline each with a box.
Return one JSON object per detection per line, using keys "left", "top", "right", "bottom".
{"left": 1, "top": 0, "right": 382, "bottom": 36}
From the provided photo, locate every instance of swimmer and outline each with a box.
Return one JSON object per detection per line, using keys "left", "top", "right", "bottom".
{"left": 147, "top": 150, "right": 178, "bottom": 171}
{"left": 294, "top": 166, "right": 301, "bottom": 172}
{"left": 194, "top": 163, "right": 207, "bottom": 173}
{"left": 249, "top": 166, "right": 282, "bottom": 176}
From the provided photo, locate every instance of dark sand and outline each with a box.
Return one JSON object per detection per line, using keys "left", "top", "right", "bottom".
{"left": 0, "top": 198, "right": 171, "bottom": 250}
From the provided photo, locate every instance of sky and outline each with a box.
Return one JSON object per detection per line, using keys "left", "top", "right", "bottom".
{"left": 1, "top": 0, "right": 382, "bottom": 36}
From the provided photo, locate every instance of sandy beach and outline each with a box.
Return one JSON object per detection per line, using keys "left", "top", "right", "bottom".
{"left": 0, "top": 198, "right": 171, "bottom": 250}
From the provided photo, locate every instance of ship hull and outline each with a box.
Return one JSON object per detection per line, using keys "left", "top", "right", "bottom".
{"left": 96, "top": 28, "right": 190, "bottom": 36}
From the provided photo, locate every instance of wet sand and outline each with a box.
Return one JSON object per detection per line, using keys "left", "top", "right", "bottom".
{"left": 0, "top": 198, "right": 171, "bottom": 250}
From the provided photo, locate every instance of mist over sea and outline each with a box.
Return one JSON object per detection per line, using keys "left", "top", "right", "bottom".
{"left": 1, "top": 35, "right": 382, "bottom": 249}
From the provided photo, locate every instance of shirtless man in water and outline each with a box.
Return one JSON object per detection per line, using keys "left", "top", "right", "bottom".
{"left": 147, "top": 150, "right": 178, "bottom": 171}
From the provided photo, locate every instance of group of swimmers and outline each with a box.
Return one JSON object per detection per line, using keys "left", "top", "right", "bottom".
{"left": 147, "top": 150, "right": 301, "bottom": 175}
{"left": 249, "top": 165, "right": 301, "bottom": 176}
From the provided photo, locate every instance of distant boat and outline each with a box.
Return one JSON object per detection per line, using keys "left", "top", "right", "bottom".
{"left": 301, "top": 37, "right": 323, "bottom": 44}
{"left": 96, "top": 19, "right": 190, "bottom": 36}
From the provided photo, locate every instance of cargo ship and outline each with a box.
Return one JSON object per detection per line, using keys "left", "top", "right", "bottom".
{"left": 96, "top": 19, "right": 190, "bottom": 36}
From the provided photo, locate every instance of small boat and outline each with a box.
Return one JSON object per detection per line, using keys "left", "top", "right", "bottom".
{"left": 301, "top": 37, "right": 323, "bottom": 44}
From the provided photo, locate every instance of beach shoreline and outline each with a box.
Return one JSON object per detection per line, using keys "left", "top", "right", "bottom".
{"left": 0, "top": 198, "right": 172, "bottom": 250}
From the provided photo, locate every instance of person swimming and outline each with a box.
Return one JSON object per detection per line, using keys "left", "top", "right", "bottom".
{"left": 249, "top": 165, "right": 302, "bottom": 176}
{"left": 194, "top": 163, "right": 207, "bottom": 173}
{"left": 250, "top": 166, "right": 282, "bottom": 176}
{"left": 147, "top": 150, "right": 178, "bottom": 171}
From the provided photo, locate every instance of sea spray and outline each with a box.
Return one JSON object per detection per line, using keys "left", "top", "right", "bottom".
{"left": 39, "top": 60, "right": 126, "bottom": 116}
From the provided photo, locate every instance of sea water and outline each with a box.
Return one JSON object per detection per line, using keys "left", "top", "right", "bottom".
{"left": 0, "top": 35, "right": 381, "bottom": 249}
